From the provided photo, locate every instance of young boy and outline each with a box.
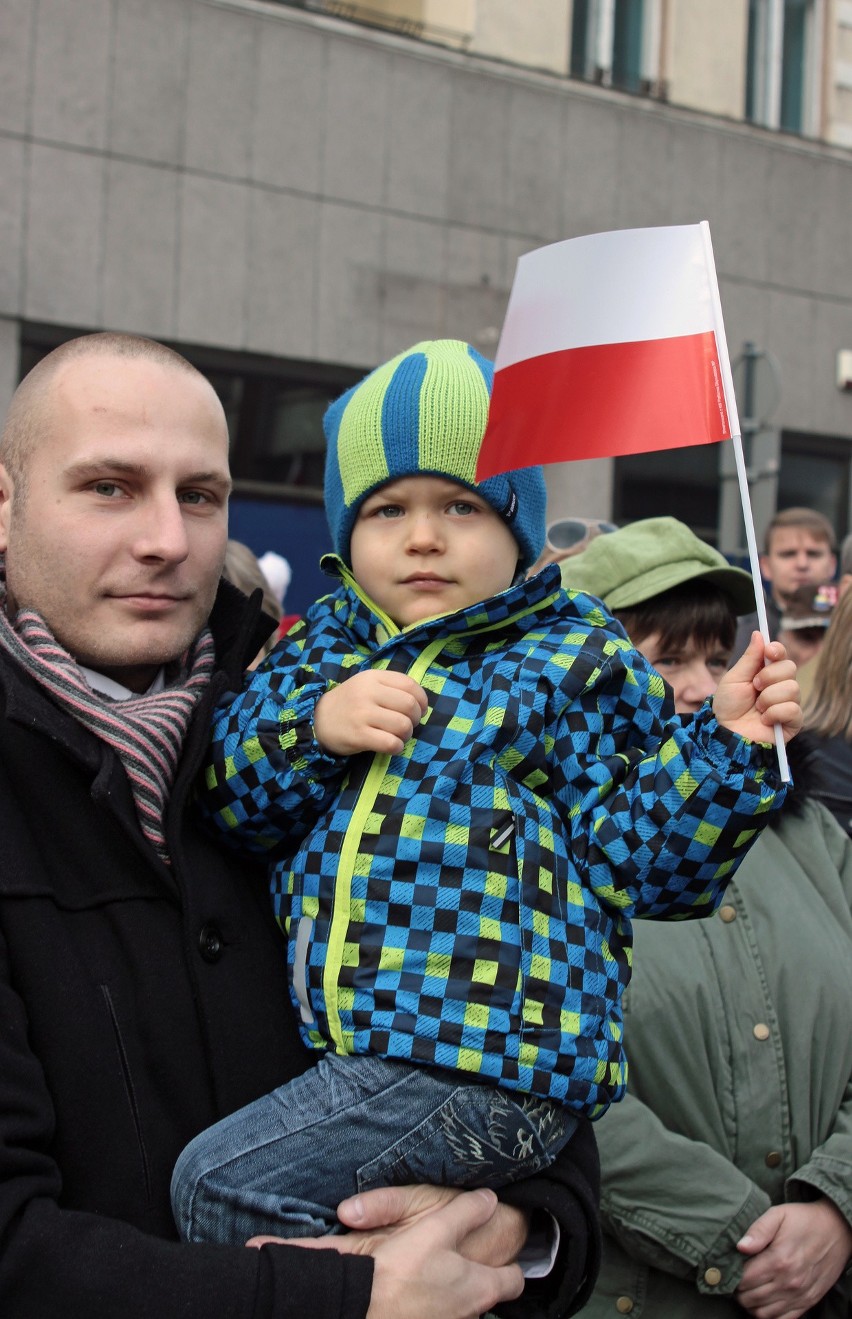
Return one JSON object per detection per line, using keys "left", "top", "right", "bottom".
{"left": 172, "top": 340, "right": 800, "bottom": 1248}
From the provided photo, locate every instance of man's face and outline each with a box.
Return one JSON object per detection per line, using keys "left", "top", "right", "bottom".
{"left": 0, "top": 354, "right": 231, "bottom": 692}
{"left": 349, "top": 475, "right": 521, "bottom": 627}
{"left": 760, "top": 527, "right": 836, "bottom": 604}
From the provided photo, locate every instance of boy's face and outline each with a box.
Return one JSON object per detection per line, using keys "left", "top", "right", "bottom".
{"left": 349, "top": 475, "right": 521, "bottom": 627}
{"left": 637, "top": 633, "right": 731, "bottom": 715}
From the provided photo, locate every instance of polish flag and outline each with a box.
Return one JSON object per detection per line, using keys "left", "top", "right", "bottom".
{"left": 476, "top": 223, "right": 736, "bottom": 479}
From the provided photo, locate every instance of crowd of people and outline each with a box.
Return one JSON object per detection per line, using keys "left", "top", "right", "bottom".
{"left": 0, "top": 330, "right": 849, "bottom": 1319}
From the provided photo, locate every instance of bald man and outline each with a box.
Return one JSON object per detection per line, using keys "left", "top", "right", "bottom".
{"left": 0, "top": 334, "right": 600, "bottom": 1319}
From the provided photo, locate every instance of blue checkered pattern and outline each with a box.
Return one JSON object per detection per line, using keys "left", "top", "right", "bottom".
{"left": 202, "top": 561, "right": 784, "bottom": 1115}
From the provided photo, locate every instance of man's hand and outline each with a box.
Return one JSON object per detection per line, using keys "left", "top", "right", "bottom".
{"left": 247, "top": 1186, "right": 525, "bottom": 1319}
{"left": 314, "top": 671, "right": 428, "bottom": 756}
{"left": 712, "top": 633, "right": 801, "bottom": 745}
{"left": 336, "top": 1183, "right": 530, "bottom": 1266}
{"left": 735, "top": 1199, "right": 852, "bottom": 1318}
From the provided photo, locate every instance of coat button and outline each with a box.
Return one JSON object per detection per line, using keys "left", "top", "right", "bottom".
{"left": 765, "top": 1150, "right": 782, "bottom": 1168}
{"left": 615, "top": 1298, "right": 634, "bottom": 1314}
{"left": 704, "top": 1267, "right": 722, "bottom": 1287}
{"left": 753, "top": 1022, "right": 770, "bottom": 1041}
{"left": 198, "top": 923, "right": 223, "bottom": 963}
{"left": 719, "top": 905, "right": 737, "bottom": 922}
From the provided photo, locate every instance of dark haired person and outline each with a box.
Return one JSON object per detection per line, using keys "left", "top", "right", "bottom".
{"left": 564, "top": 518, "right": 852, "bottom": 1319}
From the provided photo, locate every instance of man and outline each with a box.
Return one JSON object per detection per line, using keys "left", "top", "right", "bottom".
{"left": 0, "top": 334, "right": 600, "bottom": 1318}
{"left": 734, "top": 506, "right": 837, "bottom": 654}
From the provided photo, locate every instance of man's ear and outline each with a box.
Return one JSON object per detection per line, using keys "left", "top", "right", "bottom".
{"left": 0, "top": 463, "right": 13, "bottom": 553}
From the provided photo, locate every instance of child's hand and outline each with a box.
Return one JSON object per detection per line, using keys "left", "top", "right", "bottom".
{"left": 314, "top": 670, "right": 428, "bottom": 757}
{"left": 712, "top": 631, "right": 802, "bottom": 745}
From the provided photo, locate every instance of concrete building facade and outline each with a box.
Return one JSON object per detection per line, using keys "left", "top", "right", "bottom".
{"left": 2, "top": 0, "right": 852, "bottom": 605}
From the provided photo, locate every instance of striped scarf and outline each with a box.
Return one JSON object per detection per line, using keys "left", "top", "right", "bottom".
{"left": 0, "top": 556, "right": 215, "bottom": 865}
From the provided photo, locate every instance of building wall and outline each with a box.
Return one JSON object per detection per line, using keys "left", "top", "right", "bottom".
{"left": 2, "top": 0, "right": 852, "bottom": 539}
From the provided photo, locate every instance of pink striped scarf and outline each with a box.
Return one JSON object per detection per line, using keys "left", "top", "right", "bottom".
{"left": 0, "top": 556, "right": 215, "bottom": 865}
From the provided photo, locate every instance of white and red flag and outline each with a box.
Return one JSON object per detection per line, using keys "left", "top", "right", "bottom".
{"left": 477, "top": 221, "right": 791, "bottom": 781}
{"left": 476, "top": 222, "right": 736, "bottom": 478}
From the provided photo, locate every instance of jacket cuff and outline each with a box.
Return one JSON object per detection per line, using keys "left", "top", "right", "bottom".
{"left": 276, "top": 680, "right": 342, "bottom": 780}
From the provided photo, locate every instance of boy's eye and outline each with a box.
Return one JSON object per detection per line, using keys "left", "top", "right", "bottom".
{"left": 449, "top": 501, "right": 475, "bottom": 516}
{"left": 375, "top": 504, "right": 403, "bottom": 519}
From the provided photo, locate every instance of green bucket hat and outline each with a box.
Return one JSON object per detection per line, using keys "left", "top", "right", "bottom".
{"left": 562, "top": 516, "right": 755, "bottom": 614}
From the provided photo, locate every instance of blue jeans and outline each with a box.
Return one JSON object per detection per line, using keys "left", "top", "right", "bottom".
{"left": 171, "top": 1053, "right": 577, "bottom": 1244}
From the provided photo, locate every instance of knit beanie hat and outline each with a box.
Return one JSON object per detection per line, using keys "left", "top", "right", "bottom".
{"left": 323, "top": 340, "right": 546, "bottom": 569}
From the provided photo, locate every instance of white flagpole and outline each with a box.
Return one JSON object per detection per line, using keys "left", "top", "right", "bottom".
{"left": 700, "top": 222, "right": 790, "bottom": 782}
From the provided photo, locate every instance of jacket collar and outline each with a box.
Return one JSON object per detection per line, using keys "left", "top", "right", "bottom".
{"left": 318, "top": 554, "right": 565, "bottom": 650}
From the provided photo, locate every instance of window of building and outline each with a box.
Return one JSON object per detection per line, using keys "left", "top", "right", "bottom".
{"left": 18, "top": 324, "right": 362, "bottom": 503}
{"left": 777, "top": 429, "right": 850, "bottom": 539}
{"left": 612, "top": 442, "right": 722, "bottom": 546}
{"left": 745, "top": 0, "right": 822, "bottom": 134}
{"left": 570, "top": 0, "right": 661, "bottom": 95}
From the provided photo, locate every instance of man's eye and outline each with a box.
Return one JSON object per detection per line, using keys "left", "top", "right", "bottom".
{"left": 92, "top": 481, "right": 122, "bottom": 497}
{"left": 179, "top": 490, "right": 210, "bottom": 506}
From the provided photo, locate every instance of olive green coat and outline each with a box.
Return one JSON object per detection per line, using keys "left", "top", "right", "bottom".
{"left": 581, "top": 799, "right": 852, "bottom": 1318}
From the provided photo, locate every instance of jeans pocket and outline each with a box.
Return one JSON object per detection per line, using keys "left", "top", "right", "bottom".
{"left": 356, "top": 1083, "right": 577, "bottom": 1193}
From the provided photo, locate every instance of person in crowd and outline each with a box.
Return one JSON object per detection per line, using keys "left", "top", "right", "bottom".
{"left": 175, "top": 342, "right": 799, "bottom": 1269}
{"left": 527, "top": 514, "right": 617, "bottom": 576}
{"left": 0, "top": 331, "right": 594, "bottom": 1319}
{"left": 563, "top": 517, "right": 852, "bottom": 1319}
{"left": 799, "top": 584, "right": 852, "bottom": 838}
{"left": 223, "top": 538, "right": 284, "bottom": 667}
{"left": 838, "top": 532, "right": 852, "bottom": 596}
{"left": 775, "top": 582, "right": 835, "bottom": 697}
{"left": 734, "top": 506, "right": 837, "bottom": 654}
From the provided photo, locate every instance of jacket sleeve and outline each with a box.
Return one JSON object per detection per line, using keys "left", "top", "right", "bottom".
{"left": 595, "top": 1092, "right": 771, "bottom": 1297}
{"left": 497, "top": 1114, "right": 602, "bottom": 1319}
{"left": 551, "top": 643, "right": 785, "bottom": 919}
{"left": 0, "top": 929, "right": 374, "bottom": 1319}
{"left": 199, "top": 622, "right": 349, "bottom": 855}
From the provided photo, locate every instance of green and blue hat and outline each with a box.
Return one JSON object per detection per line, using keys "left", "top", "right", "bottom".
{"left": 323, "top": 339, "right": 546, "bottom": 569}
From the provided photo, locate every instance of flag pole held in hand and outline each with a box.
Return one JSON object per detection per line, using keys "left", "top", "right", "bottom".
{"left": 478, "top": 221, "right": 790, "bottom": 782}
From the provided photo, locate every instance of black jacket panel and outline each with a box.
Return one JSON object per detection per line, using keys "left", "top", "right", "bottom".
{"left": 0, "top": 583, "right": 598, "bottom": 1317}
{"left": 0, "top": 585, "right": 373, "bottom": 1318}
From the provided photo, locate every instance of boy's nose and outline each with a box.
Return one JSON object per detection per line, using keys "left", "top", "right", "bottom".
{"left": 406, "top": 513, "right": 442, "bottom": 550}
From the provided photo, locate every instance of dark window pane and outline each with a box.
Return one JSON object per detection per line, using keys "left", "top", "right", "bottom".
{"left": 780, "top": 0, "right": 808, "bottom": 132}
{"left": 612, "top": 0, "right": 644, "bottom": 93}
{"left": 571, "top": 0, "right": 591, "bottom": 78}
{"left": 613, "top": 443, "right": 721, "bottom": 544}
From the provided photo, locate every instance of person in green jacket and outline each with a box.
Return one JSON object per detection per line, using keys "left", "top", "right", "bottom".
{"left": 564, "top": 517, "right": 852, "bottom": 1319}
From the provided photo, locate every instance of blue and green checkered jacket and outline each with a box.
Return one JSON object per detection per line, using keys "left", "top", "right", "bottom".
{"left": 202, "top": 560, "right": 783, "bottom": 1116}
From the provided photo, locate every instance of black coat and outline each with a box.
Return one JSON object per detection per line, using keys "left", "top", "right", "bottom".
{"left": 0, "top": 584, "right": 599, "bottom": 1318}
